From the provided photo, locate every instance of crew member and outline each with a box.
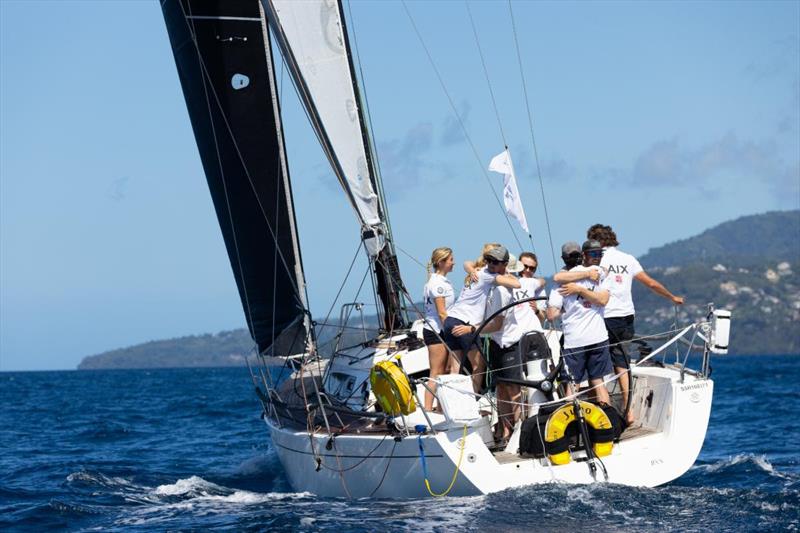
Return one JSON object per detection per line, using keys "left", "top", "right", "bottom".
{"left": 421, "top": 247, "right": 456, "bottom": 412}
{"left": 582, "top": 224, "right": 685, "bottom": 424}
{"left": 547, "top": 241, "right": 612, "bottom": 405}
{"left": 444, "top": 245, "right": 521, "bottom": 394}
{"left": 483, "top": 251, "right": 547, "bottom": 445}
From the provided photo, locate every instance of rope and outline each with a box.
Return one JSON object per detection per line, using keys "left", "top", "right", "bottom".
{"left": 506, "top": 0, "right": 558, "bottom": 273}
{"left": 465, "top": 0, "right": 507, "bottom": 147}
{"left": 400, "top": 0, "right": 523, "bottom": 252}
{"left": 464, "top": 2, "right": 538, "bottom": 255}
{"left": 418, "top": 424, "right": 468, "bottom": 497}
{"left": 394, "top": 243, "right": 428, "bottom": 271}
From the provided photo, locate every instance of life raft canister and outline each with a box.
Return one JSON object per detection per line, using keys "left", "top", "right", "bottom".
{"left": 369, "top": 360, "right": 416, "bottom": 416}
{"left": 544, "top": 401, "right": 614, "bottom": 465}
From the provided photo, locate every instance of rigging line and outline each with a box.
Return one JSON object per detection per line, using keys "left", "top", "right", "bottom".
{"left": 394, "top": 243, "right": 427, "bottom": 270}
{"left": 177, "top": 3, "right": 306, "bottom": 311}
{"left": 465, "top": 0, "right": 506, "bottom": 147}
{"left": 400, "top": 0, "right": 523, "bottom": 252}
{"left": 314, "top": 240, "right": 365, "bottom": 344}
{"left": 507, "top": 0, "right": 558, "bottom": 273}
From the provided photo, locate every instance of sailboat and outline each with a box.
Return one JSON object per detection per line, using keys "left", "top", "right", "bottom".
{"left": 160, "top": 0, "right": 731, "bottom": 498}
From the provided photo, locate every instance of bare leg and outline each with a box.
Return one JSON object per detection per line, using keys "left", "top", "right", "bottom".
{"left": 447, "top": 349, "right": 463, "bottom": 375}
{"left": 507, "top": 384, "right": 521, "bottom": 435}
{"left": 467, "top": 348, "right": 486, "bottom": 394}
{"left": 589, "top": 378, "right": 610, "bottom": 405}
{"left": 616, "top": 366, "right": 635, "bottom": 424}
{"left": 424, "top": 343, "right": 448, "bottom": 411}
{"left": 495, "top": 383, "right": 509, "bottom": 441}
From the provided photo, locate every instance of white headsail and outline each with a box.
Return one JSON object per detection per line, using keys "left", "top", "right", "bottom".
{"left": 264, "top": 0, "right": 381, "bottom": 228}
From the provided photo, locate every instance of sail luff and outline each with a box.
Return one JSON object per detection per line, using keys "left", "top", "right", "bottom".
{"left": 258, "top": 1, "right": 313, "bottom": 344}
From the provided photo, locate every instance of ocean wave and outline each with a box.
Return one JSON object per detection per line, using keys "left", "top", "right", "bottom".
{"left": 153, "top": 475, "right": 311, "bottom": 503}
{"left": 66, "top": 470, "right": 141, "bottom": 490}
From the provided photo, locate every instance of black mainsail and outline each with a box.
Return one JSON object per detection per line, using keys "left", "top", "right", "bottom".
{"left": 161, "top": 0, "right": 309, "bottom": 355}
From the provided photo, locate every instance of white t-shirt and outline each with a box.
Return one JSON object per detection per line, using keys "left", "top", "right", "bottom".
{"left": 548, "top": 265, "right": 609, "bottom": 349}
{"left": 447, "top": 268, "right": 498, "bottom": 325}
{"left": 422, "top": 273, "right": 455, "bottom": 333}
{"left": 600, "top": 246, "right": 644, "bottom": 318}
{"left": 488, "top": 277, "right": 545, "bottom": 348}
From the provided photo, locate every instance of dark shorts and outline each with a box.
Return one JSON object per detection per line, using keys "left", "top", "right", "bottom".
{"left": 561, "top": 340, "right": 612, "bottom": 382}
{"left": 605, "top": 315, "right": 635, "bottom": 369}
{"left": 488, "top": 339, "right": 524, "bottom": 381}
{"left": 422, "top": 328, "right": 443, "bottom": 346}
{"left": 442, "top": 316, "right": 478, "bottom": 353}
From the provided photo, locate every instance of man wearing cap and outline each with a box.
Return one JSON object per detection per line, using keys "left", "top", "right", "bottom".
{"left": 443, "top": 245, "right": 521, "bottom": 394}
{"left": 481, "top": 252, "right": 546, "bottom": 445}
{"left": 584, "top": 224, "right": 684, "bottom": 424}
{"left": 547, "top": 240, "right": 613, "bottom": 405}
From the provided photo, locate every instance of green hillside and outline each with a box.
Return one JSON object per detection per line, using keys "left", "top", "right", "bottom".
{"left": 632, "top": 210, "right": 799, "bottom": 354}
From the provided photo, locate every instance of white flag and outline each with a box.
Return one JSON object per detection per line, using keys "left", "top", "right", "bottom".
{"left": 488, "top": 149, "right": 529, "bottom": 234}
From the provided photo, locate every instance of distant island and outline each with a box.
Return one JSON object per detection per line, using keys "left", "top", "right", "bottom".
{"left": 78, "top": 210, "right": 799, "bottom": 369}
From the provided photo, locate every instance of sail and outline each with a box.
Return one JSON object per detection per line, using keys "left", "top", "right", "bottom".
{"left": 262, "top": 0, "right": 381, "bottom": 229}
{"left": 161, "top": 0, "right": 309, "bottom": 355}
{"left": 263, "top": 0, "right": 409, "bottom": 330}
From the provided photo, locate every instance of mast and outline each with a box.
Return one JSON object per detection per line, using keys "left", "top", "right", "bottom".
{"left": 161, "top": 0, "right": 311, "bottom": 355}
{"left": 261, "top": 0, "right": 408, "bottom": 332}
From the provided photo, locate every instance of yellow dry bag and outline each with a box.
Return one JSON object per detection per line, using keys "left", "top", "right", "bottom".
{"left": 370, "top": 360, "right": 416, "bottom": 416}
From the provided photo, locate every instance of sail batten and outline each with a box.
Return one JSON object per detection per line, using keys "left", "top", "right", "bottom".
{"left": 161, "top": 0, "right": 309, "bottom": 355}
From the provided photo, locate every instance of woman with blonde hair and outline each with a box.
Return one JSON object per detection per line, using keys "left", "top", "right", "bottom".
{"left": 443, "top": 244, "right": 521, "bottom": 394}
{"left": 421, "top": 247, "right": 456, "bottom": 412}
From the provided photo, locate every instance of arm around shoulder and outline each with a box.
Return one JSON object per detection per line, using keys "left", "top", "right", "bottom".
{"left": 495, "top": 273, "right": 521, "bottom": 289}
{"left": 553, "top": 268, "right": 599, "bottom": 284}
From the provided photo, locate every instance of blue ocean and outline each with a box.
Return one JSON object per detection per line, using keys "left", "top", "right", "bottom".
{"left": 1, "top": 355, "right": 798, "bottom": 531}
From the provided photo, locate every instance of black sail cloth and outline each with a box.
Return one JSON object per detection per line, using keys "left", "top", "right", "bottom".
{"left": 161, "top": 0, "right": 308, "bottom": 355}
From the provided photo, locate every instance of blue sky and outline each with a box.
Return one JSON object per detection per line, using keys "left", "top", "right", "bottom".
{"left": 1, "top": 0, "right": 798, "bottom": 370}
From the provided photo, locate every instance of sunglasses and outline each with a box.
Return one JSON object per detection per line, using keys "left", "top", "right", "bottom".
{"left": 585, "top": 250, "right": 603, "bottom": 258}
{"left": 486, "top": 258, "right": 508, "bottom": 265}
{"left": 523, "top": 264, "right": 537, "bottom": 272}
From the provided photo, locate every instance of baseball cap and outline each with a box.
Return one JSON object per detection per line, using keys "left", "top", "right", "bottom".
{"left": 561, "top": 241, "right": 581, "bottom": 257}
{"left": 484, "top": 245, "right": 510, "bottom": 263}
{"left": 582, "top": 239, "right": 603, "bottom": 252}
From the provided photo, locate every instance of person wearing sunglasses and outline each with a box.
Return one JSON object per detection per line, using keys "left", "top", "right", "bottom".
{"left": 443, "top": 245, "right": 521, "bottom": 394}
{"left": 547, "top": 240, "right": 613, "bottom": 406}
{"left": 518, "top": 252, "right": 547, "bottom": 323}
{"left": 481, "top": 251, "right": 547, "bottom": 446}
{"left": 587, "top": 224, "right": 684, "bottom": 425}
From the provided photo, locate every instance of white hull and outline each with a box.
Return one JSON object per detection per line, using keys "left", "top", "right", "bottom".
{"left": 265, "top": 365, "right": 714, "bottom": 498}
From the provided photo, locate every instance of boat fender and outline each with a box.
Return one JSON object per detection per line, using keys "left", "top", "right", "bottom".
{"left": 544, "top": 401, "right": 614, "bottom": 465}
{"left": 369, "top": 360, "right": 416, "bottom": 416}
